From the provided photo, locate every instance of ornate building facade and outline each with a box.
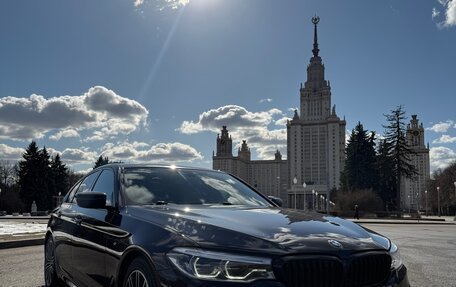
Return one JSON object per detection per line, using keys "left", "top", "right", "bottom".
{"left": 401, "top": 115, "right": 430, "bottom": 211}
{"left": 213, "top": 17, "right": 345, "bottom": 208}
{"left": 213, "top": 126, "right": 288, "bottom": 200}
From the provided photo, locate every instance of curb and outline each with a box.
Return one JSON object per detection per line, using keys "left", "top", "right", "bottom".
{"left": 353, "top": 220, "right": 455, "bottom": 225}
{"left": 0, "top": 236, "right": 45, "bottom": 249}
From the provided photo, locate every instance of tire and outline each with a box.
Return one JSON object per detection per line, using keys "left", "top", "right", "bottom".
{"left": 44, "top": 236, "right": 64, "bottom": 287}
{"left": 122, "top": 257, "right": 156, "bottom": 287}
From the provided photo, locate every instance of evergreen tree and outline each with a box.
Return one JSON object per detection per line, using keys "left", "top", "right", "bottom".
{"left": 18, "top": 142, "right": 53, "bottom": 211}
{"left": 343, "top": 122, "right": 378, "bottom": 191}
{"left": 50, "top": 154, "right": 70, "bottom": 197}
{"left": 376, "top": 139, "right": 396, "bottom": 211}
{"left": 93, "top": 155, "right": 110, "bottom": 169}
{"left": 382, "top": 106, "right": 417, "bottom": 211}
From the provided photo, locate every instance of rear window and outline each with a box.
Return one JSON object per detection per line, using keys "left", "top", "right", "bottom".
{"left": 122, "top": 167, "right": 268, "bottom": 207}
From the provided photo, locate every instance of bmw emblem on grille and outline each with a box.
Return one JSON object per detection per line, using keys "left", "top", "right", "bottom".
{"left": 328, "top": 239, "right": 343, "bottom": 249}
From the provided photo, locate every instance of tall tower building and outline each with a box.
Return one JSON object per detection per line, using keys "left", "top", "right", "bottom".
{"left": 286, "top": 16, "right": 346, "bottom": 209}
{"left": 401, "top": 115, "right": 430, "bottom": 211}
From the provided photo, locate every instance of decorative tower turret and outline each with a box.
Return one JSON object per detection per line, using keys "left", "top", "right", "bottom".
{"left": 216, "top": 126, "right": 233, "bottom": 157}
{"left": 238, "top": 140, "right": 251, "bottom": 161}
{"left": 298, "top": 16, "right": 332, "bottom": 122}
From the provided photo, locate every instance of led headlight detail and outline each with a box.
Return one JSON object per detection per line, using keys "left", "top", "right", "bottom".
{"left": 389, "top": 242, "right": 403, "bottom": 270}
{"left": 167, "top": 248, "right": 275, "bottom": 282}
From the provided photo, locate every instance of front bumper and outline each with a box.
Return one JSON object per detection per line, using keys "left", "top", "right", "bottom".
{"left": 384, "top": 265, "right": 410, "bottom": 287}
{"left": 154, "top": 264, "right": 410, "bottom": 287}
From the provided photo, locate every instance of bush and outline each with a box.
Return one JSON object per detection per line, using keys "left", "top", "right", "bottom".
{"left": 334, "top": 189, "right": 384, "bottom": 215}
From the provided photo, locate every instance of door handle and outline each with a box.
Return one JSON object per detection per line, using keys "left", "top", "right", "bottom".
{"left": 74, "top": 215, "right": 83, "bottom": 225}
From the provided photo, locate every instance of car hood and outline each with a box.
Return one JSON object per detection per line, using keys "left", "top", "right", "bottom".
{"left": 127, "top": 205, "right": 390, "bottom": 254}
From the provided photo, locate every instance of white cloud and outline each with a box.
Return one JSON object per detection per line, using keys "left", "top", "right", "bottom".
{"left": 0, "top": 144, "right": 24, "bottom": 161}
{"left": 179, "top": 105, "right": 288, "bottom": 159}
{"left": 275, "top": 117, "right": 290, "bottom": 126}
{"left": 60, "top": 148, "right": 98, "bottom": 163}
{"left": 178, "top": 105, "right": 283, "bottom": 134}
{"left": 435, "top": 0, "right": 456, "bottom": 28}
{"left": 101, "top": 141, "right": 203, "bottom": 163}
{"left": 430, "top": 146, "right": 456, "bottom": 171}
{"left": 259, "top": 98, "right": 273, "bottom": 103}
{"left": 432, "top": 134, "right": 456, "bottom": 143}
{"left": 427, "top": 120, "right": 454, "bottom": 132}
{"left": 432, "top": 7, "right": 441, "bottom": 19}
{"left": 49, "top": 129, "right": 80, "bottom": 141}
{"left": 0, "top": 86, "right": 148, "bottom": 141}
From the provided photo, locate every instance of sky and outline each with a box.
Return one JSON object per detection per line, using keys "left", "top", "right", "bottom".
{"left": 0, "top": 0, "right": 455, "bottom": 174}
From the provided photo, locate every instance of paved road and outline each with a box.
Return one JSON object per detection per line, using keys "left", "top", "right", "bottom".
{"left": 363, "top": 223, "right": 456, "bottom": 287}
{"left": 0, "top": 224, "right": 455, "bottom": 287}
{"left": 0, "top": 245, "right": 43, "bottom": 287}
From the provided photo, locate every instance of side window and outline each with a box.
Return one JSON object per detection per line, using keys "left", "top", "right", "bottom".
{"left": 92, "top": 169, "right": 115, "bottom": 206}
{"left": 71, "top": 171, "right": 101, "bottom": 203}
{"left": 65, "top": 180, "right": 82, "bottom": 203}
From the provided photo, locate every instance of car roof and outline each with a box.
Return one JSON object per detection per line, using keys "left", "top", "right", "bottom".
{"left": 93, "top": 163, "right": 225, "bottom": 174}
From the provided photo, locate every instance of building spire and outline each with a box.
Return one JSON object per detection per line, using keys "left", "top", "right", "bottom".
{"left": 312, "top": 15, "right": 320, "bottom": 57}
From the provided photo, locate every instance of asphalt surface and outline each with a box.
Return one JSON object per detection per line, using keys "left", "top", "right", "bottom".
{"left": 0, "top": 223, "right": 455, "bottom": 287}
{"left": 361, "top": 223, "right": 456, "bottom": 287}
{"left": 0, "top": 245, "right": 44, "bottom": 287}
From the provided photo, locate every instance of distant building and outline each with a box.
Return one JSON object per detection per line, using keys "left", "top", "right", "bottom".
{"left": 213, "top": 17, "right": 345, "bottom": 209}
{"left": 213, "top": 126, "right": 288, "bottom": 200}
{"left": 401, "top": 115, "right": 430, "bottom": 211}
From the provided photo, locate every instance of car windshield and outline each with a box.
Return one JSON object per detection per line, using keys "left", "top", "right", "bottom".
{"left": 122, "top": 167, "right": 270, "bottom": 207}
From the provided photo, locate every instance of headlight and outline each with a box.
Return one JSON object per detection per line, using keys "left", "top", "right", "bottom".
{"left": 389, "top": 242, "right": 403, "bottom": 270}
{"left": 167, "top": 247, "right": 275, "bottom": 282}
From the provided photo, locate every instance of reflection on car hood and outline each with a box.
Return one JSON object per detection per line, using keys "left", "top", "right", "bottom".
{"left": 127, "top": 205, "right": 389, "bottom": 254}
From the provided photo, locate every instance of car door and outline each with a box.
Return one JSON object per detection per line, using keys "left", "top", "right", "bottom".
{"left": 68, "top": 170, "right": 104, "bottom": 287}
{"left": 71, "top": 168, "right": 117, "bottom": 287}
{"left": 52, "top": 180, "right": 81, "bottom": 281}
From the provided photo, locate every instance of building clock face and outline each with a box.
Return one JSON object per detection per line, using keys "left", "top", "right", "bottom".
{"left": 221, "top": 139, "right": 226, "bottom": 144}
{"left": 413, "top": 131, "right": 419, "bottom": 136}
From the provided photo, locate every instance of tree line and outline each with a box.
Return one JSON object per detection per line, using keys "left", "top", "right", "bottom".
{"left": 337, "top": 106, "right": 455, "bottom": 214}
{"left": 0, "top": 143, "right": 116, "bottom": 213}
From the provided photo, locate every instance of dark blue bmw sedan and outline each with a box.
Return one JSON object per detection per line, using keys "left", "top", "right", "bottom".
{"left": 45, "top": 164, "right": 409, "bottom": 287}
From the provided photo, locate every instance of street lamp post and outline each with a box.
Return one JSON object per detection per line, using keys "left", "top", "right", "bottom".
{"left": 407, "top": 195, "right": 411, "bottom": 215}
{"left": 315, "top": 192, "right": 319, "bottom": 211}
{"left": 424, "top": 190, "right": 428, "bottom": 217}
{"left": 293, "top": 177, "right": 297, "bottom": 209}
{"left": 437, "top": 186, "right": 440, "bottom": 217}
{"left": 312, "top": 189, "right": 315, "bottom": 210}
{"left": 417, "top": 192, "right": 420, "bottom": 213}
{"left": 302, "top": 182, "right": 307, "bottom": 211}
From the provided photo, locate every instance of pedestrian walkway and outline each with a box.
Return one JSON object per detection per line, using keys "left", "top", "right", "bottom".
{"left": 350, "top": 215, "right": 455, "bottom": 225}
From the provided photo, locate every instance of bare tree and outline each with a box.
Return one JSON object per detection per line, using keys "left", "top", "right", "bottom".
{"left": 0, "top": 160, "right": 17, "bottom": 186}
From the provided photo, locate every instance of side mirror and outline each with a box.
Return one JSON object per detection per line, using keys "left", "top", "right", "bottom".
{"left": 268, "top": 196, "right": 283, "bottom": 207}
{"left": 76, "top": 192, "right": 107, "bottom": 209}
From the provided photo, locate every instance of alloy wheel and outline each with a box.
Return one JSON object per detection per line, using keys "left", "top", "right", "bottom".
{"left": 125, "top": 270, "right": 149, "bottom": 287}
